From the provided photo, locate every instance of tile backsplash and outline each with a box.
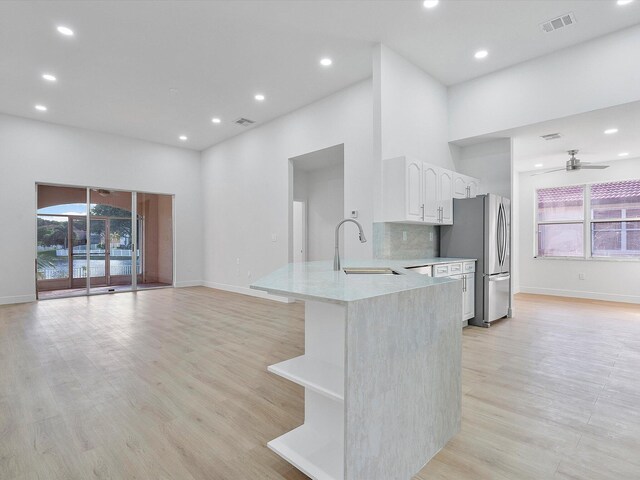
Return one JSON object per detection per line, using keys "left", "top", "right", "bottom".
{"left": 372, "top": 222, "right": 440, "bottom": 260}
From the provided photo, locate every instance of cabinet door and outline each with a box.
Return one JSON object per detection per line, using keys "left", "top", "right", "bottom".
{"left": 422, "top": 164, "right": 439, "bottom": 223}
{"left": 453, "top": 174, "right": 468, "bottom": 199}
{"left": 467, "top": 180, "right": 479, "bottom": 198}
{"left": 406, "top": 160, "right": 423, "bottom": 222}
{"left": 439, "top": 169, "right": 454, "bottom": 225}
{"left": 463, "top": 273, "right": 475, "bottom": 320}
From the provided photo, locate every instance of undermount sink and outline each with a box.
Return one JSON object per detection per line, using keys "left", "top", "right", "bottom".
{"left": 343, "top": 267, "right": 401, "bottom": 275}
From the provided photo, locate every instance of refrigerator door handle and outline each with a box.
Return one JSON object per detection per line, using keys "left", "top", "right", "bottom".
{"left": 489, "top": 273, "right": 510, "bottom": 281}
{"left": 497, "top": 203, "right": 503, "bottom": 266}
{"left": 499, "top": 203, "right": 507, "bottom": 267}
{"left": 500, "top": 203, "right": 508, "bottom": 267}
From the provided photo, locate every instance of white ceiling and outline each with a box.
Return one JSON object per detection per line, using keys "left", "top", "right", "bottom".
{"left": 1, "top": 1, "right": 640, "bottom": 150}
{"left": 510, "top": 101, "right": 640, "bottom": 173}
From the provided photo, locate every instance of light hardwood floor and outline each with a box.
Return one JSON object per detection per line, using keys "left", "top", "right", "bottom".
{"left": 0, "top": 288, "right": 639, "bottom": 479}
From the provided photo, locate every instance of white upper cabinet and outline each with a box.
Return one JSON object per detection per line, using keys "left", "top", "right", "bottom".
{"left": 383, "top": 157, "right": 424, "bottom": 223}
{"left": 453, "top": 175, "right": 467, "bottom": 198}
{"left": 383, "top": 157, "right": 477, "bottom": 225}
{"left": 453, "top": 172, "right": 480, "bottom": 199}
{"left": 439, "top": 169, "right": 454, "bottom": 225}
{"left": 422, "top": 164, "right": 439, "bottom": 223}
{"left": 406, "top": 160, "right": 423, "bottom": 222}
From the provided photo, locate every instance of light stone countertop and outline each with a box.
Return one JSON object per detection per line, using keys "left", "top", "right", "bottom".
{"left": 250, "top": 257, "right": 476, "bottom": 304}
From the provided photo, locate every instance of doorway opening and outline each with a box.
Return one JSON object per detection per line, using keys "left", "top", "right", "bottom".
{"left": 36, "top": 184, "right": 173, "bottom": 299}
{"left": 289, "top": 144, "right": 345, "bottom": 262}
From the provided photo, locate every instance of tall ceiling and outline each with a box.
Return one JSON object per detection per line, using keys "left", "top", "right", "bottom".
{"left": 510, "top": 101, "right": 640, "bottom": 173}
{"left": 1, "top": 1, "right": 640, "bottom": 150}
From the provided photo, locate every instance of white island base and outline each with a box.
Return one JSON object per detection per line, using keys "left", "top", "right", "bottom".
{"left": 261, "top": 280, "right": 461, "bottom": 480}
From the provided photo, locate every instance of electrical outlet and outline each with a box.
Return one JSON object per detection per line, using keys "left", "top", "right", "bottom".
{"left": 578, "top": 273, "right": 585, "bottom": 280}
{"left": 402, "top": 231, "right": 408, "bottom": 242}
{"left": 236, "top": 258, "right": 240, "bottom": 265}
{"left": 271, "top": 234, "right": 277, "bottom": 242}
{"left": 351, "top": 210, "right": 358, "bottom": 218}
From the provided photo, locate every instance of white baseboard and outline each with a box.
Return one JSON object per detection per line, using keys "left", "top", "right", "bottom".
{"left": 175, "top": 280, "right": 204, "bottom": 288}
{"left": 203, "top": 281, "right": 293, "bottom": 303}
{"left": 519, "top": 286, "right": 640, "bottom": 304}
{"left": 0, "top": 294, "right": 37, "bottom": 305}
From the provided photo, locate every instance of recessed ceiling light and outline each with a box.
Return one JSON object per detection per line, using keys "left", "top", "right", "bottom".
{"left": 617, "top": 0, "right": 634, "bottom": 6}
{"left": 56, "top": 26, "right": 74, "bottom": 36}
{"left": 42, "top": 74, "right": 57, "bottom": 82}
{"left": 35, "top": 104, "right": 47, "bottom": 111}
{"left": 423, "top": 0, "right": 439, "bottom": 8}
{"left": 254, "top": 94, "right": 265, "bottom": 101}
{"left": 474, "top": 49, "right": 489, "bottom": 60}
{"left": 618, "top": 152, "right": 629, "bottom": 157}
{"left": 211, "top": 117, "right": 221, "bottom": 124}
{"left": 179, "top": 135, "right": 188, "bottom": 141}
{"left": 320, "top": 58, "right": 333, "bottom": 67}
{"left": 604, "top": 128, "right": 618, "bottom": 135}
{"left": 534, "top": 163, "right": 544, "bottom": 168}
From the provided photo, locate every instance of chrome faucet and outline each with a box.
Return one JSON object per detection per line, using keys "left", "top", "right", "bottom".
{"left": 334, "top": 219, "right": 367, "bottom": 271}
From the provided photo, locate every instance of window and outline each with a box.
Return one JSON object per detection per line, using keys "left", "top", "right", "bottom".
{"left": 591, "top": 180, "right": 640, "bottom": 258}
{"left": 535, "top": 179, "right": 640, "bottom": 259}
{"left": 536, "top": 185, "right": 585, "bottom": 257}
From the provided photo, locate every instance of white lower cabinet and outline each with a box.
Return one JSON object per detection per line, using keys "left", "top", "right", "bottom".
{"left": 439, "top": 261, "right": 475, "bottom": 325}
{"left": 462, "top": 273, "right": 475, "bottom": 321}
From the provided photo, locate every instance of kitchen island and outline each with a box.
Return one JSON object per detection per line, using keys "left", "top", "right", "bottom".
{"left": 251, "top": 259, "right": 465, "bottom": 480}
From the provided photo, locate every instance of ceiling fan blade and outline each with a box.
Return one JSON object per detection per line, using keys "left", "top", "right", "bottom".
{"left": 579, "top": 165, "right": 609, "bottom": 169}
{"left": 530, "top": 168, "right": 566, "bottom": 176}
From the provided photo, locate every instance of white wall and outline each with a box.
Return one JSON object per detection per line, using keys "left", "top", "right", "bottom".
{"left": 377, "top": 45, "right": 453, "bottom": 168}
{"left": 0, "top": 113, "right": 203, "bottom": 304}
{"left": 449, "top": 25, "right": 640, "bottom": 142}
{"left": 373, "top": 45, "right": 453, "bottom": 221}
{"left": 517, "top": 157, "right": 640, "bottom": 304}
{"left": 200, "top": 80, "right": 373, "bottom": 298}
{"left": 453, "top": 138, "right": 512, "bottom": 198}
{"left": 305, "top": 164, "right": 344, "bottom": 261}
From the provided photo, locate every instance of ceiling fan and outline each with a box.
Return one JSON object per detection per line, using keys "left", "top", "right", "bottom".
{"left": 532, "top": 150, "right": 610, "bottom": 175}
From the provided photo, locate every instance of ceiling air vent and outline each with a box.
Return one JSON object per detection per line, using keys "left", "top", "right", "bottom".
{"left": 540, "top": 12, "right": 576, "bottom": 33}
{"left": 540, "top": 133, "right": 562, "bottom": 141}
{"left": 234, "top": 117, "right": 256, "bottom": 127}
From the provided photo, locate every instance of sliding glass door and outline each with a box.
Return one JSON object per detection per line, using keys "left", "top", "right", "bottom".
{"left": 89, "top": 189, "right": 133, "bottom": 293}
{"left": 36, "top": 184, "right": 173, "bottom": 299}
{"left": 71, "top": 217, "right": 87, "bottom": 288}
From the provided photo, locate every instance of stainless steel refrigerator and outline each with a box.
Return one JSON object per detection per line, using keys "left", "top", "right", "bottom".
{"left": 440, "top": 194, "right": 511, "bottom": 327}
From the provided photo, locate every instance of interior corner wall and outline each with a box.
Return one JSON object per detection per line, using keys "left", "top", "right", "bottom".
{"left": 200, "top": 79, "right": 373, "bottom": 298}
{"left": 448, "top": 25, "right": 640, "bottom": 142}
{"left": 511, "top": 158, "right": 520, "bottom": 295}
{"left": 517, "top": 157, "right": 640, "bottom": 304}
{"left": 0, "top": 113, "right": 203, "bottom": 304}
{"left": 453, "top": 138, "right": 512, "bottom": 198}
{"left": 305, "top": 164, "right": 345, "bottom": 262}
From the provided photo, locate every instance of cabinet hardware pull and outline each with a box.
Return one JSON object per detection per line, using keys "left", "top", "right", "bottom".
{"left": 421, "top": 204, "right": 425, "bottom": 221}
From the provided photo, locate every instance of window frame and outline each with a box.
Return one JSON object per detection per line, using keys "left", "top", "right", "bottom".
{"left": 534, "top": 180, "right": 640, "bottom": 261}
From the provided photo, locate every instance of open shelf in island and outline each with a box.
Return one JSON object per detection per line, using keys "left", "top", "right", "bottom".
{"left": 268, "top": 355, "right": 344, "bottom": 402}
{"left": 268, "top": 424, "right": 344, "bottom": 480}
